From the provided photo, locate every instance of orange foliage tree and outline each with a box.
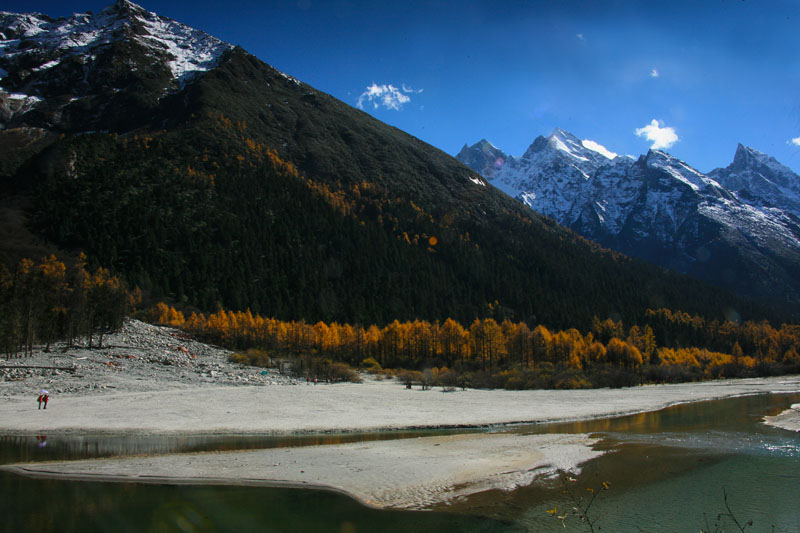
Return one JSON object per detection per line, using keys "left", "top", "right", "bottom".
{"left": 148, "top": 302, "right": 800, "bottom": 386}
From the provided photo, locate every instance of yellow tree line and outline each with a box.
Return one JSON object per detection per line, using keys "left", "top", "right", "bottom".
{"left": 149, "top": 303, "right": 793, "bottom": 375}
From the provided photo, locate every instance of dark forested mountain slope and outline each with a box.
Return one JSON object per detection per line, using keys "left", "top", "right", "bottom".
{"left": 0, "top": 1, "right": 775, "bottom": 329}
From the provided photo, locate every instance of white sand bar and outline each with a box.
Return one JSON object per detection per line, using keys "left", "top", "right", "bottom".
{"left": 4, "top": 432, "right": 600, "bottom": 509}
{"left": 763, "top": 403, "right": 800, "bottom": 432}
{"left": 2, "top": 375, "right": 799, "bottom": 509}
{"left": 1, "top": 375, "right": 799, "bottom": 436}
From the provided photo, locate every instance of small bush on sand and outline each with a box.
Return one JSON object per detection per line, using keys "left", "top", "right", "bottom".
{"left": 360, "top": 357, "right": 382, "bottom": 373}
{"left": 229, "top": 352, "right": 249, "bottom": 366}
{"left": 328, "top": 362, "right": 362, "bottom": 383}
{"left": 398, "top": 370, "right": 422, "bottom": 389}
{"left": 228, "top": 348, "right": 271, "bottom": 367}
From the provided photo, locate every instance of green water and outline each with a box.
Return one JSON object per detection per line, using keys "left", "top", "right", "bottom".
{"left": 446, "top": 393, "right": 800, "bottom": 531}
{"left": 2, "top": 393, "right": 799, "bottom": 532}
{"left": 1, "top": 473, "right": 516, "bottom": 532}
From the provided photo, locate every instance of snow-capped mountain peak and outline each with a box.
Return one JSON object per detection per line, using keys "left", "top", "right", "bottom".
{"left": 0, "top": 0, "right": 240, "bottom": 131}
{"left": 729, "top": 143, "right": 798, "bottom": 189}
{"left": 521, "top": 129, "right": 617, "bottom": 168}
{"left": 549, "top": 127, "right": 584, "bottom": 154}
{"left": 455, "top": 139, "right": 509, "bottom": 180}
{"left": 733, "top": 143, "right": 770, "bottom": 168}
{"left": 457, "top": 130, "right": 800, "bottom": 310}
{"left": 458, "top": 129, "right": 624, "bottom": 222}
{"left": 0, "top": 0, "right": 232, "bottom": 90}
{"left": 709, "top": 143, "right": 800, "bottom": 217}
{"left": 105, "top": 0, "right": 149, "bottom": 17}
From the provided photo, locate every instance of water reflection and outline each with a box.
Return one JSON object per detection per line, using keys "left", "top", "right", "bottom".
{"left": 1, "top": 472, "right": 519, "bottom": 533}
{"left": 0, "top": 428, "right": 478, "bottom": 466}
{"left": 515, "top": 392, "right": 800, "bottom": 436}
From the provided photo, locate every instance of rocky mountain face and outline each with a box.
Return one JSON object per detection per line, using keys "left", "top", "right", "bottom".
{"left": 0, "top": 0, "right": 232, "bottom": 132}
{"left": 0, "top": 1, "right": 775, "bottom": 328}
{"left": 457, "top": 131, "right": 800, "bottom": 315}
{"left": 709, "top": 144, "right": 800, "bottom": 219}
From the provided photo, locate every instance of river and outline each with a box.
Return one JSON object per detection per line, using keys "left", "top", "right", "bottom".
{"left": 2, "top": 393, "right": 798, "bottom": 532}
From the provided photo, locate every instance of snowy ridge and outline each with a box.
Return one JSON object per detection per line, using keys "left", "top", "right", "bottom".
{"left": 457, "top": 129, "right": 800, "bottom": 309}
{"left": 0, "top": 0, "right": 233, "bottom": 89}
{"left": 709, "top": 144, "right": 800, "bottom": 219}
{"left": 457, "top": 129, "right": 800, "bottom": 250}
{"left": 644, "top": 150, "right": 720, "bottom": 193}
{"left": 458, "top": 129, "right": 625, "bottom": 224}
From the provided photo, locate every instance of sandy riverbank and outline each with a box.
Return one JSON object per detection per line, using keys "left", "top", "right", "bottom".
{"left": 2, "top": 374, "right": 800, "bottom": 436}
{"left": 3, "top": 376, "right": 800, "bottom": 509}
{"left": 2, "top": 320, "right": 799, "bottom": 509}
{"left": 763, "top": 403, "right": 800, "bottom": 432}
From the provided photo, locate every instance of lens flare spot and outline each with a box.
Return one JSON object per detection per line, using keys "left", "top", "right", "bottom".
{"left": 723, "top": 307, "right": 741, "bottom": 324}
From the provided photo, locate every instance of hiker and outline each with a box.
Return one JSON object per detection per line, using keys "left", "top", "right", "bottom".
{"left": 43, "top": 394, "right": 49, "bottom": 409}
{"left": 37, "top": 394, "right": 43, "bottom": 409}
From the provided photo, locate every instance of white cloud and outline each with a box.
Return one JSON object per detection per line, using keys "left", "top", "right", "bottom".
{"left": 790, "top": 137, "right": 800, "bottom": 147}
{"left": 650, "top": 68, "right": 659, "bottom": 78}
{"left": 635, "top": 119, "right": 679, "bottom": 150}
{"left": 581, "top": 139, "right": 617, "bottom": 159}
{"left": 357, "top": 83, "right": 412, "bottom": 111}
{"left": 576, "top": 33, "right": 585, "bottom": 41}
{"left": 401, "top": 83, "right": 423, "bottom": 94}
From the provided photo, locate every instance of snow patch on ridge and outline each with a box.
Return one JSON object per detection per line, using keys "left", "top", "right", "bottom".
{"left": 552, "top": 135, "right": 590, "bottom": 162}
{"left": 0, "top": 1, "right": 233, "bottom": 88}
{"left": 6, "top": 92, "right": 42, "bottom": 103}
{"left": 133, "top": 10, "right": 233, "bottom": 86}
{"left": 278, "top": 71, "right": 302, "bottom": 85}
{"left": 646, "top": 151, "right": 716, "bottom": 192}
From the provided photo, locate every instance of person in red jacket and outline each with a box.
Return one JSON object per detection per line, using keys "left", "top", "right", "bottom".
{"left": 43, "top": 394, "right": 49, "bottom": 409}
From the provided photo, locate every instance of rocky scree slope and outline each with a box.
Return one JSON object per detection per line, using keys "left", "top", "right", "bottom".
{"left": 0, "top": 319, "right": 299, "bottom": 398}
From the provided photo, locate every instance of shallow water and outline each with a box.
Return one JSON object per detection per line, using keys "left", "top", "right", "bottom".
{"left": 445, "top": 392, "right": 800, "bottom": 531}
{"left": 2, "top": 392, "right": 799, "bottom": 532}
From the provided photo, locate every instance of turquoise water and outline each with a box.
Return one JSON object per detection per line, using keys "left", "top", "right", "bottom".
{"left": 2, "top": 393, "right": 799, "bottom": 532}
{"left": 447, "top": 393, "right": 800, "bottom": 531}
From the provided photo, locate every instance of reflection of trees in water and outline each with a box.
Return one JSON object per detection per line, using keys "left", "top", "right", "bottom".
{"left": 0, "top": 428, "right": 470, "bottom": 465}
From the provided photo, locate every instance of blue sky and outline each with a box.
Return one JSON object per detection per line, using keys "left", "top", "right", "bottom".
{"left": 7, "top": 0, "right": 800, "bottom": 173}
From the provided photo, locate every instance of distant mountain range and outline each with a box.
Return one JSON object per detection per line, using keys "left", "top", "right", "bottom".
{"left": 457, "top": 131, "right": 800, "bottom": 315}
{"left": 0, "top": 1, "right": 783, "bottom": 327}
